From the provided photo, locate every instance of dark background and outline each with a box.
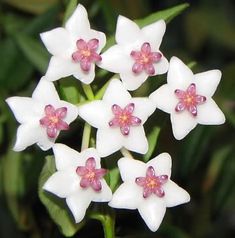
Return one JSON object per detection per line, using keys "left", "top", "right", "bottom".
{"left": 0, "top": 0, "right": 234, "bottom": 237}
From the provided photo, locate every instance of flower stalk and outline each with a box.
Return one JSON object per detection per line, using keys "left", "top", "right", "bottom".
{"left": 81, "top": 122, "right": 92, "bottom": 151}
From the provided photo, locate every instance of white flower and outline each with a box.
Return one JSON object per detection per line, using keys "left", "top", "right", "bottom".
{"left": 149, "top": 56, "right": 225, "bottom": 140}
{"left": 43, "top": 144, "right": 112, "bottom": 223}
{"left": 109, "top": 154, "right": 190, "bottom": 232}
{"left": 40, "top": 4, "right": 106, "bottom": 84}
{"left": 78, "top": 79, "right": 155, "bottom": 157}
{"left": 6, "top": 79, "right": 78, "bottom": 151}
{"left": 98, "top": 15, "right": 169, "bottom": 91}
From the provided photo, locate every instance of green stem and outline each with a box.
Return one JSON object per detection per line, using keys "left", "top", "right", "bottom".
{"left": 82, "top": 84, "right": 95, "bottom": 101}
{"left": 90, "top": 209, "right": 115, "bottom": 238}
{"left": 120, "top": 147, "right": 134, "bottom": 159}
{"left": 81, "top": 122, "right": 91, "bottom": 151}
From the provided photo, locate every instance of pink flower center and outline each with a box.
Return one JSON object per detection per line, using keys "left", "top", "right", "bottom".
{"left": 72, "top": 38, "right": 102, "bottom": 72}
{"left": 130, "top": 42, "right": 162, "bottom": 75}
{"left": 175, "top": 83, "right": 206, "bottom": 117}
{"left": 108, "top": 103, "right": 141, "bottom": 136}
{"left": 76, "top": 157, "right": 107, "bottom": 192}
{"left": 136, "top": 166, "right": 168, "bottom": 198}
{"left": 39, "top": 104, "right": 69, "bottom": 138}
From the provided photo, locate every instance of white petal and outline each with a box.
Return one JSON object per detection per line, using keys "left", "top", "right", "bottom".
{"left": 73, "top": 64, "right": 95, "bottom": 84}
{"left": 124, "top": 126, "right": 148, "bottom": 154}
{"left": 149, "top": 84, "right": 177, "bottom": 114}
{"left": 154, "top": 55, "right": 169, "bottom": 75}
{"left": 96, "top": 128, "right": 123, "bottom": 157}
{"left": 53, "top": 144, "right": 80, "bottom": 170}
{"left": 6, "top": 97, "right": 43, "bottom": 123}
{"left": 115, "top": 15, "right": 141, "bottom": 45}
{"left": 138, "top": 196, "right": 166, "bottom": 232}
{"left": 87, "top": 29, "right": 106, "bottom": 52}
{"left": 147, "top": 153, "right": 172, "bottom": 178}
{"left": 32, "top": 78, "right": 60, "bottom": 104}
{"left": 109, "top": 182, "right": 142, "bottom": 209}
{"left": 197, "top": 98, "right": 225, "bottom": 125}
{"left": 65, "top": 4, "right": 90, "bottom": 38}
{"left": 170, "top": 112, "right": 197, "bottom": 140}
{"left": 164, "top": 180, "right": 190, "bottom": 207}
{"left": 66, "top": 192, "right": 92, "bottom": 223}
{"left": 92, "top": 180, "right": 112, "bottom": 202}
{"left": 40, "top": 27, "right": 73, "bottom": 57}
{"left": 13, "top": 123, "right": 45, "bottom": 151}
{"left": 45, "top": 56, "right": 78, "bottom": 82}
{"left": 194, "top": 70, "right": 222, "bottom": 97}
{"left": 120, "top": 71, "right": 148, "bottom": 91}
{"left": 79, "top": 148, "right": 101, "bottom": 167}
{"left": 78, "top": 101, "right": 111, "bottom": 129}
{"left": 58, "top": 100, "right": 78, "bottom": 124}
{"left": 118, "top": 157, "right": 146, "bottom": 182}
{"left": 131, "top": 98, "right": 155, "bottom": 123}
{"left": 99, "top": 45, "right": 132, "bottom": 73}
{"left": 141, "top": 20, "right": 166, "bottom": 49}
{"left": 167, "top": 57, "right": 194, "bottom": 89}
{"left": 103, "top": 79, "right": 131, "bottom": 106}
{"left": 43, "top": 170, "right": 78, "bottom": 198}
{"left": 37, "top": 132, "right": 55, "bottom": 151}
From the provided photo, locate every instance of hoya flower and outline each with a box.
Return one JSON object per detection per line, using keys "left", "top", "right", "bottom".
{"left": 109, "top": 154, "right": 190, "bottom": 232}
{"left": 78, "top": 79, "right": 155, "bottom": 157}
{"left": 6, "top": 79, "right": 78, "bottom": 151}
{"left": 40, "top": 4, "right": 106, "bottom": 84}
{"left": 43, "top": 144, "right": 112, "bottom": 223}
{"left": 98, "top": 15, "right": 169, "bottom": 90}
{"left": 149, "top": 57, "right": 225, "bottom": 140}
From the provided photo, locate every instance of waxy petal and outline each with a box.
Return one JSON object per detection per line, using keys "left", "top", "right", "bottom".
{"left": 197, "top": 98, "right": 225, "bottom": 125}
{"left": 40, "top": 27, "right": 73, "bottom": 57}
{"left": 138, "top": 196, "right": 166, "bottom": 232}
{"left": 167, "top": 57, "right": 194, "bottom": 89}
{"left": 32, "top": 79, "right": 60, "bottom": 105}
{"left": 170, "top": 112, "right": 197, "bottom": 140}
{"left": 118, "top": 157, "right": 146, "bottom": 182}
{"left": 6, "top": 97, "right": 43, "bottom": 124}
{"left": 73, "top": 63, "right": 95, "bottom": 84}
{"left": 115, "top": 15, "right": 141, "bottom": 45}
{"left": 66, "top": 192, "right": 92, "bottom": 223}
{"left": 141, "top": 20, "right": 166, "bottom": 50}
{"left": 65, "top": 4, "right": 90, "bottom": 38}
{"left": 164, "top": 180, "right": 190, "bottom": 207}
{"left": 92, "top": 180, "right": 112, "bottom": 202}
{"left": 43, "top": 170, "right": 78, "bottom": 198}
{"left": 45, "top": 56, "right": 78, "bottom": 82}
{"left": 194, "top": 70, "right": 222, "bottom": 97}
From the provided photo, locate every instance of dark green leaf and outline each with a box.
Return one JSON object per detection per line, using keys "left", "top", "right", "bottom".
{"left": 143, "top": 127, "right": 161, "bottom": 162}
{"left": 38, "top": 156, "right": 84, "bottom": 237}
{"left": 14, "top": 34, "right": 49, "bottom": 73}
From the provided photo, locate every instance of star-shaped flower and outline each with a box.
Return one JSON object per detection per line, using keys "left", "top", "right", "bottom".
{"left": 43, "top": 144, "right": 112, "bottom": 223}
{"left": 149, "top": 57, "right": 225, "bottom": 140}
{"left": 109, "top": 154, "right": 190, "bottom": 232}
{"left": 78, "top": 79, "right": 155, "bottom": 157}
{"left": 40, "top": 4, "right": 106, "bottom": 84}
{"left": 98, "top": 16, "right": 169, "bottom": 91}
{"left": 6, "top": 79, "right": 78, "bottom": 151}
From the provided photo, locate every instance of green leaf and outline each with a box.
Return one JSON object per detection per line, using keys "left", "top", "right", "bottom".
{"left": 63, "top": 0, "right": 78, "bottom": 26}
{"left": 58, "top": 77, "right": 82, "bottom": 104}
{"left": 38, "top": 156, "right": 84, "bottom": 237}
{"left": 143, "top": 127, "right": 161, "bottom": 162}
{"left": 14, "top": 34, "right": 49, "bottom": 73}
{"left": 136, "top": 3, "right": 190, "bottom": 27}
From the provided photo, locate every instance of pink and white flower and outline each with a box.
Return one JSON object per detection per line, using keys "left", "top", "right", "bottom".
{"left": 6, "top": 79, "right": 78, "bottom": 151}
{"left": 43, "top": 144, "right": 112, "bottom": 223}
{"left": 109, "top": 154, "right": 190, "bottom": 232}
{"left": 98, "top": 16, "right": 169, "bottom": 90}
{"left": 78, "top": 79, "right": 155, "bottom": 157}
{"left": 149, "top": 57, "right": 225, "bottom": 140}
{"left": 40, "top": 4, "right": 106, "bottom": 84}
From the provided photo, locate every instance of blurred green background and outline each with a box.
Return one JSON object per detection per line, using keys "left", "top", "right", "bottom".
{"left": 0, "top": 0, "right": 234, "bottom": 237}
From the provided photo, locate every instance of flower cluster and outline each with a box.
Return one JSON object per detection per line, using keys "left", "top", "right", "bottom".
{"left": 6, "top": 4, "right": 225, "bottom": 234}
